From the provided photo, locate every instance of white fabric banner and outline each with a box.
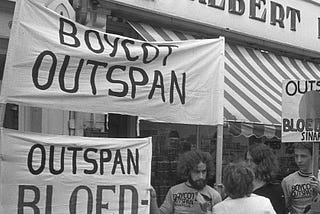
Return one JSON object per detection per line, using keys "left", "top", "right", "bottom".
{"left": 0, "top": 128, "right": 152, "bottom": 213}
{"left": 282, "top": 80, "right": 320, "bottom": 142}
{"left": 0, "top": 0, "right": 225, "bottom": 126}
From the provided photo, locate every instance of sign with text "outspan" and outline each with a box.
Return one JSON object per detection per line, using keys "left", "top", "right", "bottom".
{"left": 0, "top": 0, "right": 224, "bottom": 126}
{"left": 282, "top": 80, "right": 320, "bottom": 142}
{"left": 0, "top": 128, "right": 152, "bottom": 213}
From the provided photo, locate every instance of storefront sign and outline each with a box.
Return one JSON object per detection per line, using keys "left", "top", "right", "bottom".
{"left": 106, "top": 0, "right": 320, "bottom": 54}
{"left": 282, "top": 80, "right": 320, "bottom": 142}
{"left": 0, "top": 128, "right": 152, "bottom": 213}
{"left": 0, "top": 0, "right": 224, "bottom": 126}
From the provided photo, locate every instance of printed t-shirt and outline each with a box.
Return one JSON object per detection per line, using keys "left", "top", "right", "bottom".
{"left": 159, "top": 182, "right": 221, "bottom": 214}
{"left": 281, "top": 171, "right": 316, "bottom": 214}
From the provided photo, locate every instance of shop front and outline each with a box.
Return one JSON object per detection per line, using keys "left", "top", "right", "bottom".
{"left": 2, "top": 0, "right": 320, "bottom": 206}
{"left": 94, "top": 0, "right": 320, "bottom": 204}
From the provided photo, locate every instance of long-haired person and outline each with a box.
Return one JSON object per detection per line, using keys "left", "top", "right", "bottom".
{"left": 150, "top": 150, "right": 221, "bottom": 214}
{"left": 246, "top": 143, "right": 286, "bottom": 214}
{"left": 212, "top": 162, "right": 276, "bottom": 214}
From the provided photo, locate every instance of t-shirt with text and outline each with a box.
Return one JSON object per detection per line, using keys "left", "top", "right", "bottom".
{"left": 281, "top": 171, "right": 316, "bottom": 214}
{"left": 160, "top": 183, "right": 222, "bottom": 214}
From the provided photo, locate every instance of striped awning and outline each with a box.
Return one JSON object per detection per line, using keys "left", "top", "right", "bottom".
{"left": 228, "top": 122, "right": 281, "bottom": 139}
{"left": 129, "top": 22, "right": 320, "bottom": 137}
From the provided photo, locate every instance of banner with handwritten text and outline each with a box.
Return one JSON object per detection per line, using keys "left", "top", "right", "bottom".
{"left": 282, "top": 80, "right": 320, "bottom": 142}
{"left": 0, "top": 0, "right": 224, "bottom": 126}
{"left": 0, "top": 128, "right": 152, "bottom": 213}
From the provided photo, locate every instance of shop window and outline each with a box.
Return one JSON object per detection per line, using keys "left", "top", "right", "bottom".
{"left": 140, "top": 120, "right": 298, "bottom": 205}
{"left": 222, "top": 134, "right": 247, "bottom": 165}
{"left": 139, "top": 120, "right": 219, "bottom": 205}
{"left": 83, "top": 127, "right": 108, "bottom": 137}
{"left": 3, "top": 103, "right": 18, "bottom": 130}
{"left": 108, "top": 114, "right": 137, "bottom": 137}
{"left": 82, "top": 113, "right": 137, "bottom": 138}
{"left": 139, "top": 121, "right": 196, "bottom": 205}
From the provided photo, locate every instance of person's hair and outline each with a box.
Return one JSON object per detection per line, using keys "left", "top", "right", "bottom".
{"left": 293, "top": 142, "right": 313, "bottom": 155}
{"left": 247, "top": 143, "right": 279, "bottom": 182}
{"left": 223, "top": 162, "right": 254, "bottom": 199}
{"left": 177, "top": 150, "right": 214, "bottom": 180}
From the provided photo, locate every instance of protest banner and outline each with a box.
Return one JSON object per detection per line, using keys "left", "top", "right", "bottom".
{"left": 0, "top": 0, "right": 224, "bottom": 126}
{"left": 0, "top": 128, "right": 152, "bottom": 213}
{"left": 282, "top": 80, "right": 320, "bottom": 142}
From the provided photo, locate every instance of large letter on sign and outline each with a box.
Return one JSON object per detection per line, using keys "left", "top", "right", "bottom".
{"left": 32, "top": 51, "right": 56, "bottom": 90}
{"left": 129, "top": 67, "right": 148, "bottom": 99}
{"left": 170, "top": 71, "right": 186, "bottom": 104}
{"left": 59, "top": 17, "right": 80, "bottom": 47}
{"left": 18, "top": 185, "right": 40, "bottom": 214}
{"left": 96, "top": 185, "right": 116, "bottom": 214}
{"left": 119, "top": 185, "right": 138, "bottom": 214}
{"left": 69, "top": 186, "right": 93, "bottom": 214}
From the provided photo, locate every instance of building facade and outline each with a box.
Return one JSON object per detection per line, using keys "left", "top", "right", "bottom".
{"left": 2, "top": 0, "right": 320, "bottom": 204}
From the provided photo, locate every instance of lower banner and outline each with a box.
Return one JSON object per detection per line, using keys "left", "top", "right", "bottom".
{"left": 0, "top": 128, "right": 152, "bottom": 214}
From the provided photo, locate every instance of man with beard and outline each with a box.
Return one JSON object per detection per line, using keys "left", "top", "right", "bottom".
{"left": 150, "top": 150, "right": 222, "bottom": 214}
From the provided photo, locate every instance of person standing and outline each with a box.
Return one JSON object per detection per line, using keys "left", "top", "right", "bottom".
{"left": 212, "top": 162, "right": 276, "bottom": 214}
{"left": 150, "top": 150, "right": 222, "bottom": 214}
{"left": 281, "top": 142, "right": 320, "bottom": 214}
{"left": 246, "top": 143, "right": 286, "bottom": 214}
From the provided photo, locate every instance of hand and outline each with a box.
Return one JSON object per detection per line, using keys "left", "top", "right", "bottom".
{"left": 214, "top": 183, "right": 226, "bottom": 199}
{"left": 148, "top": 186, "right": 161, "bottom": 214}
{"left": 148, "top": 186, "right": 157, "bottom": 199}
{"left": 309, "top": 176, "right": 320, "bottom": 194}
